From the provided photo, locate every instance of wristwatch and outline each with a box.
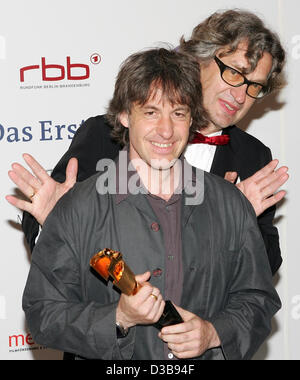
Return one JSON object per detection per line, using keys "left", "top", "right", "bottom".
{"left": 116, "top": 321, "right": 129, "bottom": 338}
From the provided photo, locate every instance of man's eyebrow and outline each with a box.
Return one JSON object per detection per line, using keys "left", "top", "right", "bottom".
{"left": 141, "top": 104, "right": 190, "bottom": 111}
{"left": 141, "top": 105, "right": 159, "bottom": 110}
{"left": 229, "top": 61, "right": 268, "bottom": 85}
{"left": 229, "top": 60, "right": 249, "bottom": 72}
{"left": 173, "top": 105, "right": 190, "bottom": 111}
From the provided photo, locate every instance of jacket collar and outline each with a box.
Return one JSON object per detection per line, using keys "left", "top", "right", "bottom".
{"left": 111, "top": 149, "right": 203, "bottom": 207}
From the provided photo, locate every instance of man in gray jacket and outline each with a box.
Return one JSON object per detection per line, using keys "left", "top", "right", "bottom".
{"left": 23, "top": 47, "right": 281, "bottom": 360}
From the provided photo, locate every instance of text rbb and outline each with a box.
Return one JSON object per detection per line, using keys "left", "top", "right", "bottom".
{"left": 20, "top": 57, "right": 90, "bottom": 82}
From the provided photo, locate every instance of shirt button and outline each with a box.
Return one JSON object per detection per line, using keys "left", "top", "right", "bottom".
{"left": 152, "top": 268, "right": 163, "bottom": 277}
{"left": 151, "top": 222, "right": 160, "bottom": 232}
{"left": 168, "top": 352, "right": 174, "bottom": 359}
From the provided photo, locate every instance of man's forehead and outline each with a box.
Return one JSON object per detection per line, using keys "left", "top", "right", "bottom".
{"left": 218, "top": 44, "right": 251, "bottom": 70}
{"left": 136, "top": 87, "right": 190, "bottom": 109}
{"left": 218, "top": 41, "right": 273, "bottom": 73}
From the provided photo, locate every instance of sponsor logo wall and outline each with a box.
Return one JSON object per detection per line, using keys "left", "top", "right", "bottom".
{"left": 0, "top": 0, "right": 299, "bottom": 360}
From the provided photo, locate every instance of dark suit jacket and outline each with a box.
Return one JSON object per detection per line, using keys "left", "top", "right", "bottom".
{"left": 22, "top": 114, "right": 282, "bottom": 274}
{"left": 212, "top": 126, "right": 282, "bottom": 274}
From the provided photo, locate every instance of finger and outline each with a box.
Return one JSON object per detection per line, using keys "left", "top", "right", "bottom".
{"left": 152, "top": 298, "right": 166, "bottom": 323}
{"left": 161, "top": 329, "right": 192, "bottom": 345}
{"left": 172, "top": 348, "right": 197, "bottom": 359}
{"left": 261, "top": 190, "right": 286, "bottom": 211}
{"left": 147, "top": 289, "right": 162, "bottom": 309}
{"left": 10, "top": 163, "right": 41, "bottom": 190}
{"left": 171, "top": 304, "right": 195, "bottom": 322}
{"left": 166, "top": 332, "right": 203, "bottom": 357}
{"left": 224, "top": 171, "right": 238, "bottom": 183}
{"left": 135, "top": 271, "right": 151, "bottom": 284}
{"left": 260, "top": 173, "right": 289, "bottom": 200}
{"left": 65, "top": 158, "right": 78, "bottom": 187}
{"left": 249, "top": 159, "right": 279, "bottom": 182}
{"left": 167, "top": 336, "right": 195, "bottom": 351}
{"left": 149, "top": 293, "right": 158, "bottom": 301}
{"left": 8, "top": 170, "right": 37, "bottom": 199}
{"left": 257, "top": 165, "right": 288, "bottom": 188}
{"left": 149, "top": 286, "right": 160, "bottom": 299}
{"left": 161, "top": 320, "right": 188, "bottom": 336}
{"left": 132, "top": 277, "right": 154, "bottom": 303}
{"left": 149, "top": 295, "right": 165, "bottom": 321}
{"left": 5, "top": 195, "right": 33, "bottom": 213}
{"left": 23, "top": 153, "right": 51, "bottom": 184}
{"left": 139, "top": 286, "right": 163, "bottom": 315}
{"left": 156, "top": 298, "right": 165, "bottom": 318}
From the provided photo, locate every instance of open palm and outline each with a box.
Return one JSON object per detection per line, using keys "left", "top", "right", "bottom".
{"left": 6, "top": 154, "right": 78, "bottom": 225}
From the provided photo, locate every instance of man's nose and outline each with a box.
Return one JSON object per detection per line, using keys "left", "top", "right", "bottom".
{"left": 156, "top": 116, "right": 174, "bottom": 139}
{"left": 230, "top": 84, "right": 247, "bottom": 104}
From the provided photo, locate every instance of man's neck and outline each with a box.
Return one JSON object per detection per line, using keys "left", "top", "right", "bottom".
{"left": 200, "top": 124, "right": 223, "bottom": 136}
{"left": 131, "top": 157, "right": 182, "bottom": 201}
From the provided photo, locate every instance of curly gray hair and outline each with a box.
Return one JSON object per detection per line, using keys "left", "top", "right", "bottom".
{"left": 179, "top": 9, "right": 286, "bottom": 94}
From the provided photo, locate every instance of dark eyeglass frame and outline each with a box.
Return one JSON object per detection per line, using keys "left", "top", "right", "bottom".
{"left": 214, "top": 56, "right": 268, "bottom": 99}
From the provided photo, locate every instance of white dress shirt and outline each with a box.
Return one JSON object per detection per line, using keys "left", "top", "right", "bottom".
{"left": 184, "top": 131, "right": 223, "bottom": 172}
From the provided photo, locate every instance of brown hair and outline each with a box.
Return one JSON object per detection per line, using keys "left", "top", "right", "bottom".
{"left": 106, "top": 47, "right": 208, "bottom": 146}
{"left": 179, "top": 9, "right": 286, "bottom": 94}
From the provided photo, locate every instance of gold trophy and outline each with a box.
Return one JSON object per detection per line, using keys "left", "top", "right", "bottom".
{"left": 90, "top": 248, "right": 183, "bottom": 329}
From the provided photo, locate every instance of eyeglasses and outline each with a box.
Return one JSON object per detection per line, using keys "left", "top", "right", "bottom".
{"left": 214, "top": 56, "right": 268, "bottom": 99}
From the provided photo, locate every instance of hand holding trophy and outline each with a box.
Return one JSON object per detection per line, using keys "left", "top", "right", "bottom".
{"left": 90, "top": 248, "right": 183, "bottom": 330}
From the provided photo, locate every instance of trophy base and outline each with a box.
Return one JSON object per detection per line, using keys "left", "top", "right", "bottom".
{"left": 153, "top": 300, "right": 183, "bottom": 330}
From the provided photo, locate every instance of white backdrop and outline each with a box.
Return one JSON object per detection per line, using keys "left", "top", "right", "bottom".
{"left": 0, "top": 0, "right": 299, "bottom": 360}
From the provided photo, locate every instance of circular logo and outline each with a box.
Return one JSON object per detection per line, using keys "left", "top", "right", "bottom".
{"left": 90, "top": 53, "right": 101, "bottom": 65}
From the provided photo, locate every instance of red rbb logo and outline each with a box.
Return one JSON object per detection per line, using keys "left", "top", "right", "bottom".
{"left": 20, "top": 56, "right": 90, "bottom": 82}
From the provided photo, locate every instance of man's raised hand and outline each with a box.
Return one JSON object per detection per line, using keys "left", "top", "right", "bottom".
{"left": 6, "top": 154, "right": 78, "bottom": 225}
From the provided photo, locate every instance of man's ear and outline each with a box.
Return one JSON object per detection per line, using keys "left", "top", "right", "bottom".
{"left": 119, "top": 112, "right": 129, "bottom": 128}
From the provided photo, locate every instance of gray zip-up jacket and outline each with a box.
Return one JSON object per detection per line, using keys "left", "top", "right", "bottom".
{"left": 22, "top": 160, "right": 281, "bottom": 360}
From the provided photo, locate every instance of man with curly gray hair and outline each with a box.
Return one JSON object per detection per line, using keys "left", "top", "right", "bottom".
{"left": 179, "top": 9, "right": 288, "bottom": 273}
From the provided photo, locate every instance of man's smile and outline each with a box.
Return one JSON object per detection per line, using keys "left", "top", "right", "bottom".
{"left": 151, "top": 141, "right": 173, "bottom": 148}
{"left": 218, "top": 99, "right": 240, "bottom": 116}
